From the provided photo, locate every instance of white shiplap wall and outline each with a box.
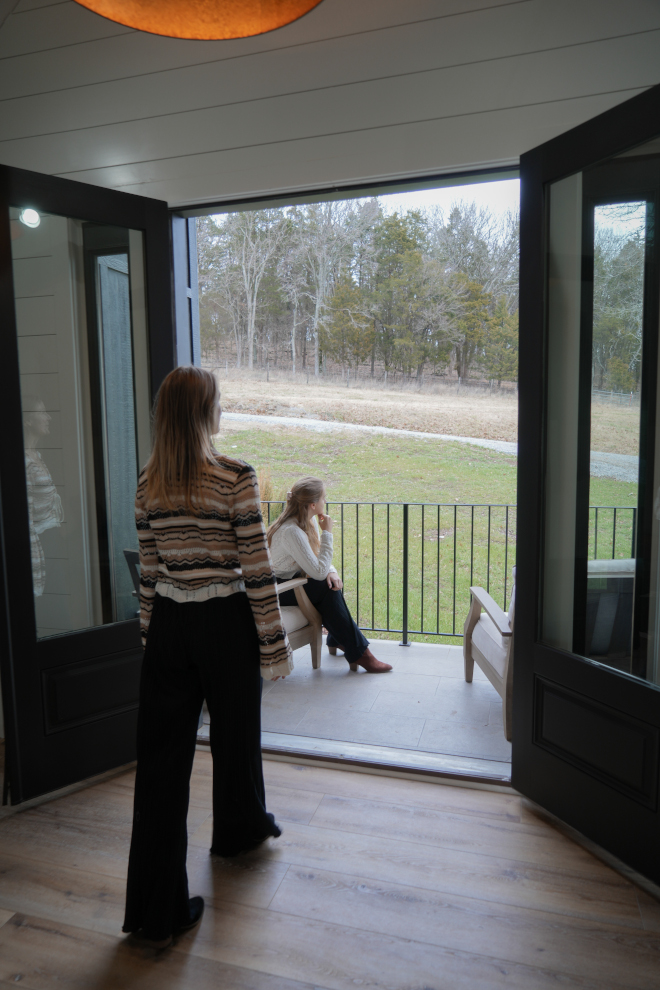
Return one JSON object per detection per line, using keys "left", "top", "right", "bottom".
{"left": 0, "top": 0, "right": 658, "bottom": 206}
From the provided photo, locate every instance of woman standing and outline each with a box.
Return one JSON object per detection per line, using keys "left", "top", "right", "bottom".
{"left": 268, "top": 477, "right": 392, "bottom": 673}
{"left": 123, "top": 367, "right": 292, "bottom": 949}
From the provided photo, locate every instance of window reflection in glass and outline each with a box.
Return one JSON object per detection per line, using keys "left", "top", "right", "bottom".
{"left": 22, "top": 396, "right": 64, "bottom": 598}
{"left": 542, "top": 135, "right": 660, "bottom": 687}
{"left": 11, "top": 210, "right": 150, "bottom": 638}
{"left": 585, "top": 203, "right": 646, "bottom": 672}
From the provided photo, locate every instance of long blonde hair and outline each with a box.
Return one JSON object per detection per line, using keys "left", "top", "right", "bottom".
{"left": 267, "top": 476, "right": 324, "bottom": 555}
{"left": 146, "top": 366, "right": 219, "bottom": 510}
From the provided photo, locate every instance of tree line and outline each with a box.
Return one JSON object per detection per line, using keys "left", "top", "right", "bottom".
{"left": 593, "top": 205, "right": 646, "bottom": 394}
{"left": 197, "top": 197, "right": 520, "bottom": 383}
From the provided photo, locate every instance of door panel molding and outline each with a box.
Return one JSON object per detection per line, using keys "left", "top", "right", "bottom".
{"left": 534, "top": 675, "right": 659, "bottom": 808}
{"left": 534, "top": 644, "right": 660, "bottom": 723}
{"left": 42, "top": 649, "right": 142, "bottom": 734}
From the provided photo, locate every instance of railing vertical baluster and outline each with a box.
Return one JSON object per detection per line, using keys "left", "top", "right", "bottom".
{"left": 452, "top": 504, "right": 457, "bottom": 636}
{"left": 387, "top": 503, "right": 390, "bottom": 632}
{"left": 504, "top": 505, "right": 509, "bottom": 608}
{"left": 632, "top": 507, "right": 637, "bottom": 557}
{"left": 371, "top": 503, "right": 375, "bottom": 629}
{"left": 341, "top": 502, "right": 344, "bottom": 582}
{"left": 595, "top": 507, "right": 598, "bottom": 559}
{"left": 400, "top": 503, "right": 409, "bottom": 646}
{"left": 612, "top": 507, "right": 617, "bottom": 559}
{"left": 486, "top": 506, "right": 491, "bottom": 593}
{"left": 356, "top": 503, "right": 359, "bottom": 626}
{"left": 421, "top": 504, "right": 425, "bottom": 633}
{"left": 436, "top": 504, "right": 440, "bottom": 634}
{"left": 470, "top": 505, "right": 474, "bottom": 588}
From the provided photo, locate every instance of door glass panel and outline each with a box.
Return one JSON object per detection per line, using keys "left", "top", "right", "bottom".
{"left": 11, "top": 209, "right": 150, "bottom": 638}
{"left": 586, "top": 202, "right": 646, "bottom": 669}
{"left": 542, "top": 135, "right": 660, "bottom": 684}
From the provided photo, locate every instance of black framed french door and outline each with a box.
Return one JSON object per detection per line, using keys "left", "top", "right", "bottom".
{"left": 515, "top": 83, "right": 660, "bottom": 883}
{"left": 0, "top": 165, "right": 175, "bottom": 805}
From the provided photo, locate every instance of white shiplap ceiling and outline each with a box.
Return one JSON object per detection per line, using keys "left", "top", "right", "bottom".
{"left": 0, "top": 0, "right": 658, "bottom": 207}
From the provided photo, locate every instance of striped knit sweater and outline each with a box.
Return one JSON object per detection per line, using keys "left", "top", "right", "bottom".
{"left": 135, "top": 454, "right": 293, "bottom": 679}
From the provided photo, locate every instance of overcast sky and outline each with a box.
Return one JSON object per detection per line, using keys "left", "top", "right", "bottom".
{"left": 211, "top": 177, "right": 521, "bottom": 223}
{"left": 378, "top": 178, "right": 520, "bottom": 222}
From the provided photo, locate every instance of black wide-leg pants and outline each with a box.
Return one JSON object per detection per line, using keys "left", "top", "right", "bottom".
{"left": 122, "top": 592, "right": 278, "bottom": 941}
{"left": 278, "top": 577, "right": 369, "bottom": 663}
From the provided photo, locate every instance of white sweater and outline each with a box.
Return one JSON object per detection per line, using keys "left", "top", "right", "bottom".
{"left": 269, "top": 518, "right": 337, "bottom": 581}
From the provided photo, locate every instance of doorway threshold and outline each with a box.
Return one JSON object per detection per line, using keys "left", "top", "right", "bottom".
{"left": 198, "top": 730, "right": 511, "bottom": 787}
{"left": 260, "top": 732, "right": 511, "bottom": 785}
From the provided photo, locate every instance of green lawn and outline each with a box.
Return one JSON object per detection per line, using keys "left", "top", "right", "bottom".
{"left": 219, "top": 424, "right": 636, "bottom": 507}
{"left": 219, "top": 425, "right": 518, "bottom": 504}
{"left": 216, "top": 425, "right": 637, "bottom": 644}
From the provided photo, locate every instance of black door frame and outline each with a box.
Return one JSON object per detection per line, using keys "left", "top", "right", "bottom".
{"left": 0, "top": 164, "right": 175, "bottom": 804}
{"left": 515, "top": 83, "right": 660, "bottom": 881}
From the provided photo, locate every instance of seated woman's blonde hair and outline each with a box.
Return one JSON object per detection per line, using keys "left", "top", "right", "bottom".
{"left": 266, "top": 476, "right": 325, "bottom": 555}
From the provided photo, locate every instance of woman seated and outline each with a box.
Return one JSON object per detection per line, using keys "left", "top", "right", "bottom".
{"left": 267, "top": 477, "right": 392, "bottom": 673}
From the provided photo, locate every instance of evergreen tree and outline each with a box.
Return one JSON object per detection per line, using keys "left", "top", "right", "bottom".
{"left": 451, "top": 277, "right": 492, "bottom": 380}
{"left": 592, "top": 215, "right": 645, "bottom": 391}
{"left": 322, "top": 276, "right": 374, "bottom": 371}
{"left": 484, "top": 297, "right": 519, "bottom": 385}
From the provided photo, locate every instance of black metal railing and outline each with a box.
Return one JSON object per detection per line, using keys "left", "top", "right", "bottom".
{"left": 263, "top": 501, "right": 636, "bottom": 643}
{"left": 590, "top": 506, "right": 636, "bottom": 560}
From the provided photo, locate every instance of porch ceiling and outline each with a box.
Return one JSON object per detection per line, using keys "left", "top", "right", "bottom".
{"left": 0, "top": 0, "right": 658, "bottom": 207}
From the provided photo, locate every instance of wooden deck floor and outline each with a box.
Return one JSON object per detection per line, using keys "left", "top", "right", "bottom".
{"left": 0, "top": 751, "right": 659, "bottom": 989}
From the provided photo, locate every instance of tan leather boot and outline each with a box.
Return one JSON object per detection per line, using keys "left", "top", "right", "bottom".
{"left": 349, "top": 648, "right": 392, "bottom": 673}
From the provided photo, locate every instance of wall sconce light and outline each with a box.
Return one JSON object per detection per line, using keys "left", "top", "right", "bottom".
{"left": 71, "top": 0, "right": 324, "bottom": 40}
{"left": 19, "top": 209, "right": 41, "bottom": 229}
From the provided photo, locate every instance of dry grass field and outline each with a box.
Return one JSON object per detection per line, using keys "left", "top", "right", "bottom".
{"left": 213, "top": 370, "right": 638, "bottom": 455}
{"left": 215, "top": 371, "right": 519, "bottom": 441}
{"left": 591, "top": 403, "right": 639, "bottom": 456}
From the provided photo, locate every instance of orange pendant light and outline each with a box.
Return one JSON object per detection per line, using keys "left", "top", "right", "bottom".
{"left": 72, "top": 0, "right": 325, "bottom": 40}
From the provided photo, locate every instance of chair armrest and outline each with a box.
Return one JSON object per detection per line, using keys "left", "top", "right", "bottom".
{"left": 469, "top": 586, "right": 512, "bottom": 637}
{"left": 293, "top": 583, "right": 321, "bottom": 627}
{"left": 275, "top": 577, "right": 308, "bottom": 595}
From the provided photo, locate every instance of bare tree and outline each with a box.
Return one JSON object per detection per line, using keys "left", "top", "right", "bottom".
{"left": 219, "top": 270, "right": 245, "bottom": 368}
{"left": 277, "top": 240, "right": 308, "bottom": 374}
{"left": 224, "top": 209, "right": 286, "bottom": 369}
{"left": 294, "top": 202, "right": 351, "bottom": 376}
{"left": 432, "top": 202, "right": 519, "bottom": 309}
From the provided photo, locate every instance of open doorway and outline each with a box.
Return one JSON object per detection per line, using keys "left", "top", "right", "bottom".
{"left": 181, "top": 174, "right": 527, "bottom": 781}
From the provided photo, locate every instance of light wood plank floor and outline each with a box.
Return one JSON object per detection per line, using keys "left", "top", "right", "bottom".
{"left": 0, "top": 752, "right": 659, "bottom": 989}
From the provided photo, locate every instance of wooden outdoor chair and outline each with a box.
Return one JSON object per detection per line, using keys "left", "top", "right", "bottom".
{"left": 463, "top": 567, "right": 516, "bottom": 741}
{"left": 275, "top": 576, "right": 323, "bottom": 669}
